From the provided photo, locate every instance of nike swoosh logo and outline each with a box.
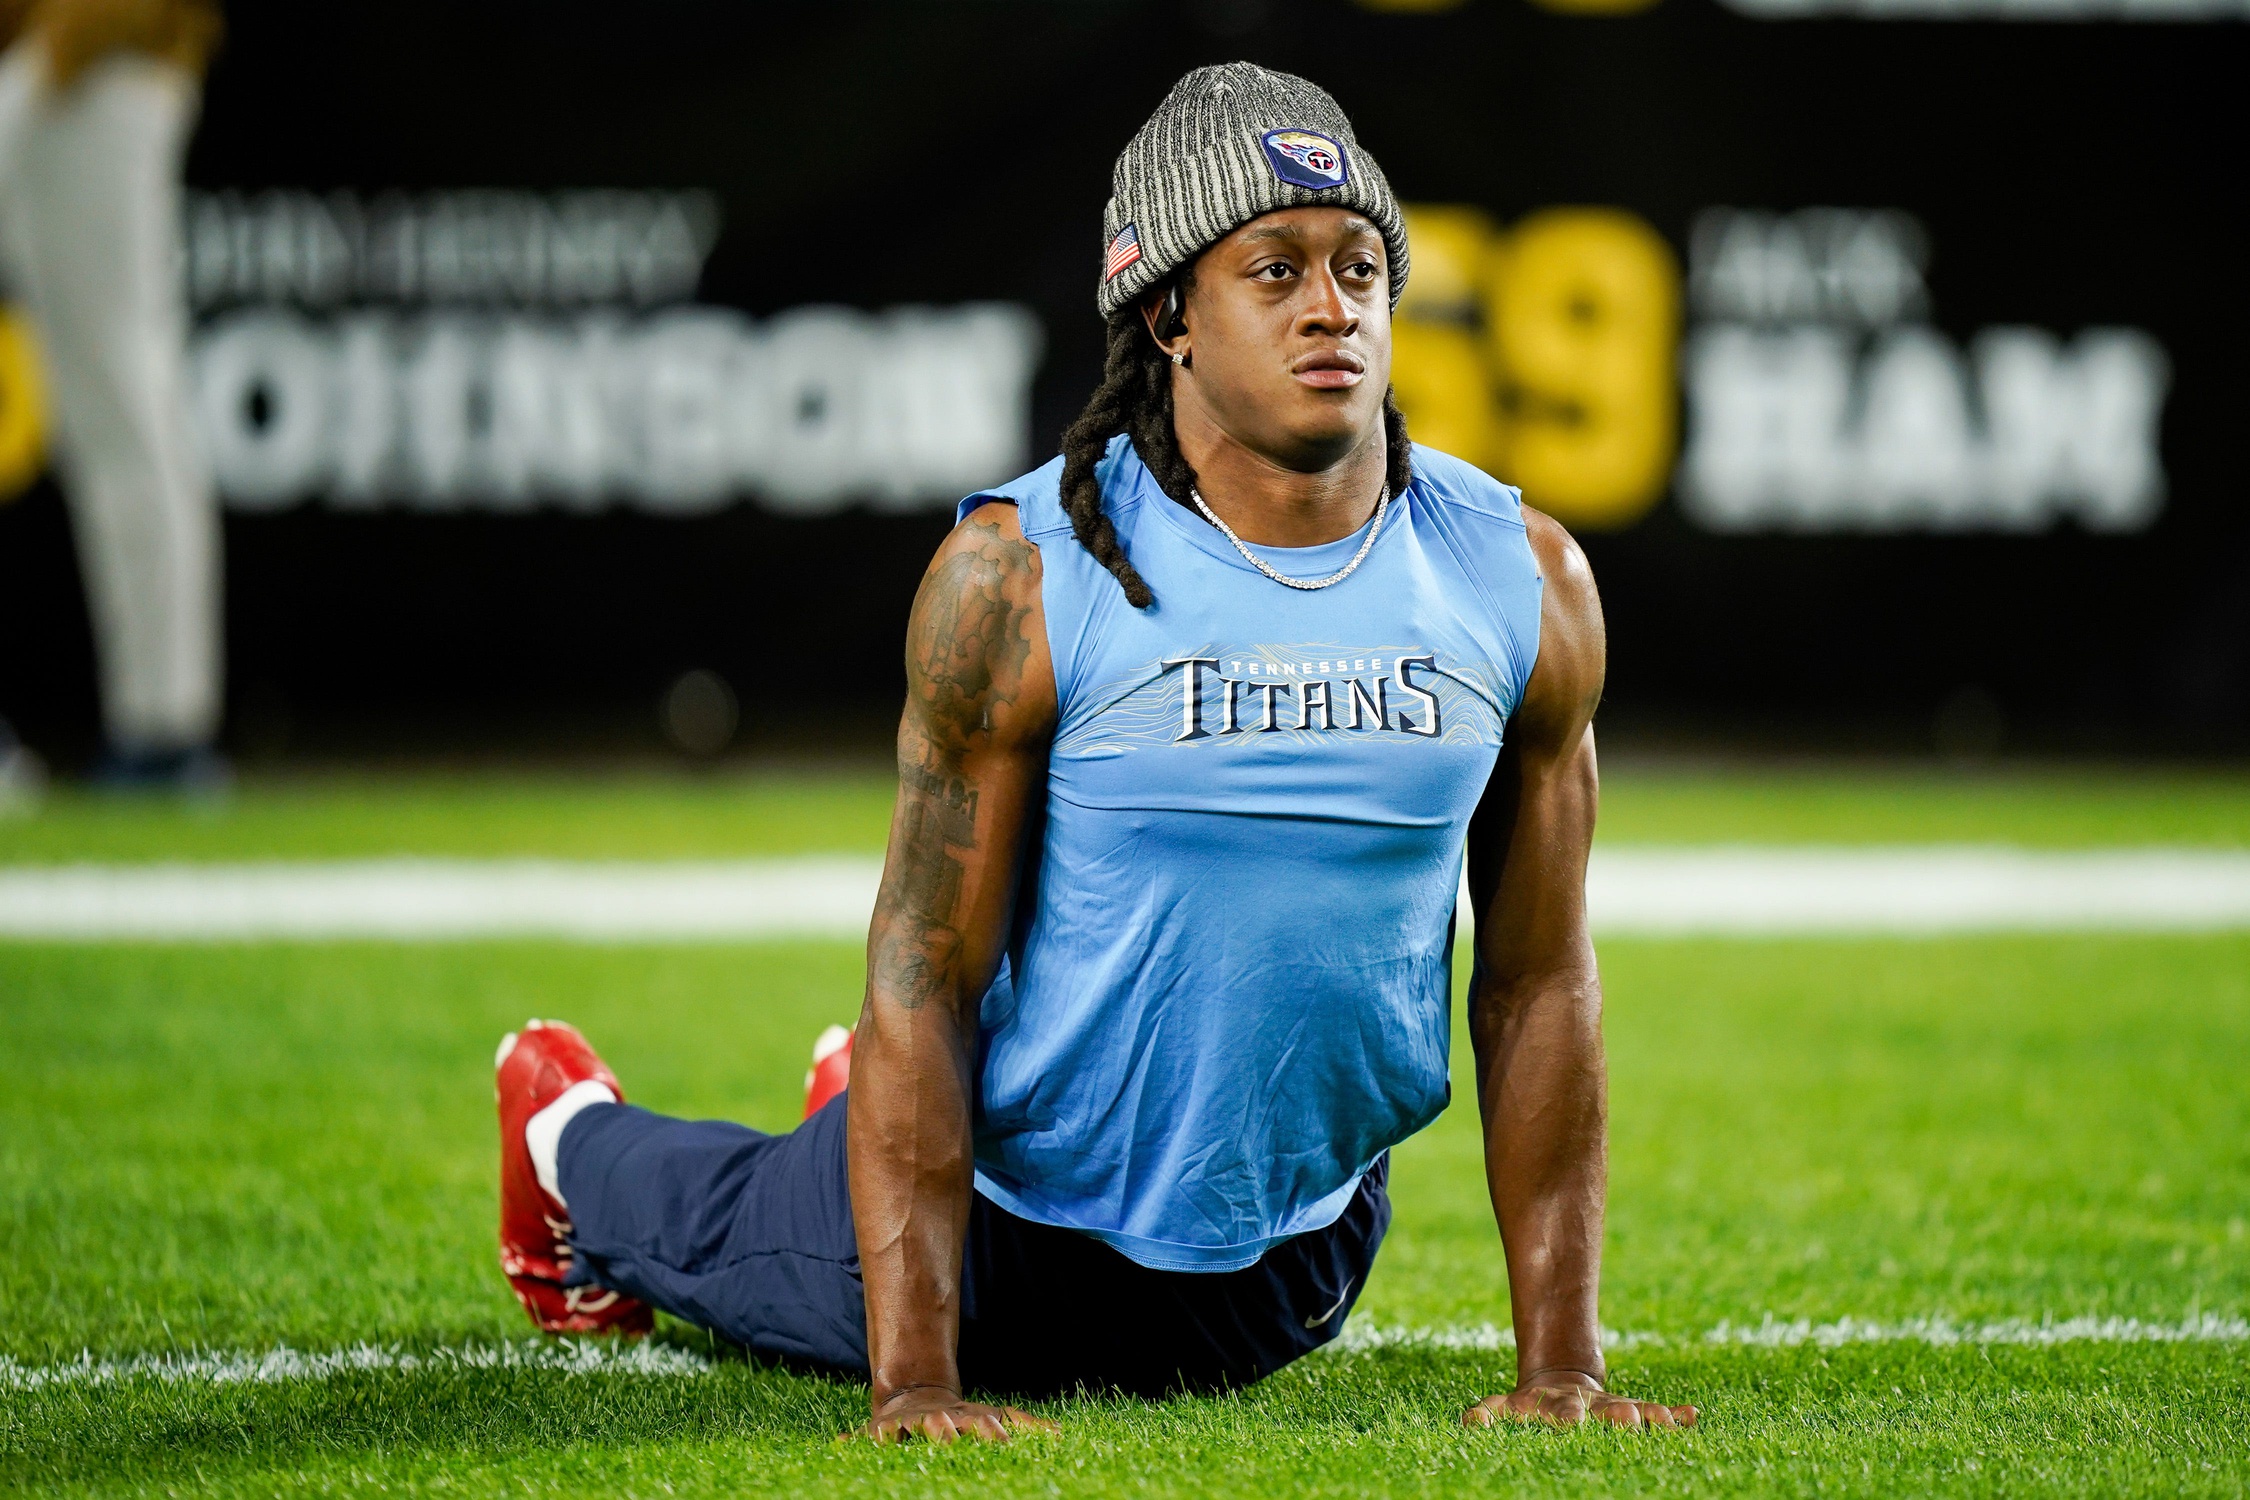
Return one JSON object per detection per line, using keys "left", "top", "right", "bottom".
{"left": 1304, "top": 1279, "right": 1354, "bottom": 1330}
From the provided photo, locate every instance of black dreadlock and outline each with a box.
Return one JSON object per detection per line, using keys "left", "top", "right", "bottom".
{"left": 1057, "top": 304, "right": 1414, "bottom": 610}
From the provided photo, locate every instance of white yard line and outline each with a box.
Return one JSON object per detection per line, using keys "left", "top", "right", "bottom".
{"left": 0, "top": 857, "right": 885, "bottom": 941}
{"left": 1584, "top": 847, "right": 2250, "bottom": 934}
{"left": 8, "top": 1315, "right": 2242, "bottom": 1390}
{"left": 2, "top": 847, "right": 2249, "bottom": 940}
{"left": 0, "top": 1338, "right": 716, "bottom": 1391}
{"left": 1336, "top": 1312, "right": 2250, "bottom": 1353}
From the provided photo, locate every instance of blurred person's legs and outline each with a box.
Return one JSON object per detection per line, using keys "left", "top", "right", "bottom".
{"left": 0, "top": 36, "right": 40, "bottom": 162}
{"left": 0, "top": 45, "right": 41, "bottom": 799}
{"left": 0, "top": 45, "right": 220, "bottom": 784}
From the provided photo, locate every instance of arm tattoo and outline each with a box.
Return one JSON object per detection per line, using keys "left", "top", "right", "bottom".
{"left": 870, "top": 517, "right": 1039, "bottom": 1012}
{"left": 911, "top": 524, "right": 1036, "bottom": 733}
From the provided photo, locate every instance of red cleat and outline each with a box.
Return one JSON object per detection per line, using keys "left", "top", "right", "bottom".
{"left": 803, "top": 1024, "right": 853, "bottom": 1120}
{"left": 495, "top": 1019, "right": 653, "bottom": 1336}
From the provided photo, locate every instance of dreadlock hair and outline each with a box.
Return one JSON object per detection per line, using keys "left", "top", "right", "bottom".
{"left": 1056, "top": 292, "right": 1415, "bottom": 610}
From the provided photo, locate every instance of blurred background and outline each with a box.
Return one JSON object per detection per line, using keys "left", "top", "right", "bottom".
{"left": 3, "top": 11, "right": 2247, "bottom": 1488}
{"left": 0, "top": 0, "right": 2240, "bottom": 775}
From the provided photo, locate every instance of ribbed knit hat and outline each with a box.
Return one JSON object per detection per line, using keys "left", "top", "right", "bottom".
{"left": 1097, "top": 63, "right": 1409, "bottom": 322}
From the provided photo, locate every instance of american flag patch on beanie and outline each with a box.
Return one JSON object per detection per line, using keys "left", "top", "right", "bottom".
{"left": 1103, "top": 224, "right": 1142, "bottom": 282}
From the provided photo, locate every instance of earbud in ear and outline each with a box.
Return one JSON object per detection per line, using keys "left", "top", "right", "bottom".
{"left": 1159, "top": 284, "right": 1191, "bottom": 368}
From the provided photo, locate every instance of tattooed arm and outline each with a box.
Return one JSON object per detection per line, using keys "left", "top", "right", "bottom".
{"left": 847, "top": 503, "right": 1059, "bottom": 1444}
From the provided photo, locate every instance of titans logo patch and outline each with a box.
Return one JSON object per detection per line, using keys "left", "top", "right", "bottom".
{"left": 1260, "top": 129, "right": 1349, "bottom": 190}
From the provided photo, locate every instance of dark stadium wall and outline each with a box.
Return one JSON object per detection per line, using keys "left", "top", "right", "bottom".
{"left": 0, "top": 0, "right": 2242, "bottom": 762}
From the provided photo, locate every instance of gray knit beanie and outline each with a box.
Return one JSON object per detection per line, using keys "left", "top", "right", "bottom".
{"left": 1097, "top": 63, "right": 1409, "bottom": 322}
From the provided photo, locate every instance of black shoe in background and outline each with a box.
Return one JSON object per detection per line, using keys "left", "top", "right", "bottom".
{"left": 0, "top": 716, "right": 47, "bottom": 809}
{"left": 87, "top": 743, "right": 233, "bottom": 796}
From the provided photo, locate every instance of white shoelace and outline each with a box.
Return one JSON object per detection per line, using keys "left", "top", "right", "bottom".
{"left": 1189, "top": 485, "right": 1389, "bottom": 591}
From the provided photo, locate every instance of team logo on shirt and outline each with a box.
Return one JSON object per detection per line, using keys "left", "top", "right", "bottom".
{"left": 1051, "top": 645, "right": 1507, "bottom": 757}
{"left": 1261, "top": 129, "right": 1349, "bottom": 190}
{"left": 1162, "top": 652, "right": 1444, "bottom": 741}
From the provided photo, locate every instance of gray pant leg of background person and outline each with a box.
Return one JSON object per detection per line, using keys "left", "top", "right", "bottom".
{"left": 0, "top": 49, "right": 219, "bottom": 754}
{"left": 0, "top": 43, "right": 41, "bottom": 166}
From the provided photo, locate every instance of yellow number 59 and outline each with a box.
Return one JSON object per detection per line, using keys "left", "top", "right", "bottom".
{"left": 1394, "top": 206, "right": 1679, "bottom": 531}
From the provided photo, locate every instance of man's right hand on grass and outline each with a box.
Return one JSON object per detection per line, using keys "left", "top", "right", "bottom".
{"left": 1462, "top": 1370, "right": 1698, "bottom": 1430}
{"left": 852, "top": 1387, "right": 1058, "bottom": 1444}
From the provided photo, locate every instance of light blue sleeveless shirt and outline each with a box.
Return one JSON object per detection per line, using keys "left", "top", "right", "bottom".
{"left": 959, "top": 435, "right": 1544, "bottom": 1271}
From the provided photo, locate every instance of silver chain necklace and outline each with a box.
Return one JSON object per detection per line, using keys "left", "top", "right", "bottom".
{"left": 1188, "top": 484, "right": 1390, "bottom": 591}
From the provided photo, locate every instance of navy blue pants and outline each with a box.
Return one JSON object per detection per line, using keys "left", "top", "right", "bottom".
{"left": 557, "top": 1093, "right": 1390, "bottom": 1397}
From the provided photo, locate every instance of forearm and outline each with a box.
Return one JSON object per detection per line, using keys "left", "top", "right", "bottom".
{"left": 847, "top": 979, "right": 977, "bottom": 1404}
{"left": 848, "top": 745, "right": 999, "bottom": 1406}
{"left": 847, "top": 728, "right": 1033, "bottom": 1408}
{"left": 1472, "top": 966, "right": 1608, "bottom": 1382}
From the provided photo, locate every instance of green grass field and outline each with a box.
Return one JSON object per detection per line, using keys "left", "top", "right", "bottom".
{"left": 4, "top": 767, "right": 2247, "bottom": 1495}
{"left": 4, "top": 761, "right": 2249, "bottom": 863}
